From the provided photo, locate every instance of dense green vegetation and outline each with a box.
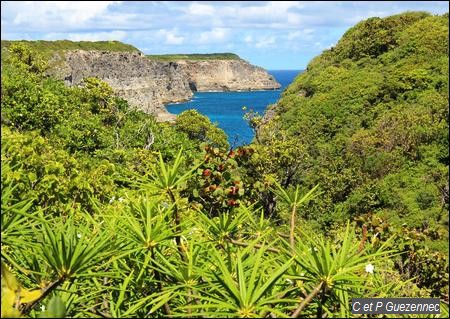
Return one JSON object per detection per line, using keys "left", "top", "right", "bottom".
{"left": 1, "top": 12, "right": 448, "bottom": 318}
{"left": 262, "top": 11, "right": 449, "bottom": 245}
{"left": 146, "top": 53, "right": 240, "bottom": 61}
{"left": 1, "top": 40, "right": 139, "bottom": 61}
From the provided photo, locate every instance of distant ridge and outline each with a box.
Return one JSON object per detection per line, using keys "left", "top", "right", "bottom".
{"left": 146, "top": 53, "right": 240, "bottom": 61}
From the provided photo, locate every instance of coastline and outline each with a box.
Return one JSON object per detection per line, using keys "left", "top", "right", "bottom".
{"left": 164, "top": 87, "right": 283, "bottom": 111}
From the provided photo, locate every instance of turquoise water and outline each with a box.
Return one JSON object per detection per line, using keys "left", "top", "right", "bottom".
{"left": 167, "top": 70, "right": 302, "bottom": 147}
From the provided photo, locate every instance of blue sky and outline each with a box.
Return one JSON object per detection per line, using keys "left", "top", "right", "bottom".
{"left": 1, "top": 1, "right": 448, "bottom": 69}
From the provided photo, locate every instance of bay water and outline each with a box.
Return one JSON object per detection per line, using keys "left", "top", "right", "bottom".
{"left": 167, "top": 70, "right": 302, "bottom": 147}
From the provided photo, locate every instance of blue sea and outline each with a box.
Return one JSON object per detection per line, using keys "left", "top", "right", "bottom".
{"left": 167, "top": 70, "right": 302, "bottom": 147}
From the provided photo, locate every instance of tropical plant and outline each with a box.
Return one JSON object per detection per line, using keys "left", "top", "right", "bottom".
{"left": 1, "top": 12, "right": 448, "bottom": 318}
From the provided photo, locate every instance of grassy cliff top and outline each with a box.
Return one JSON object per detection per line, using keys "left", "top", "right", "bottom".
{"left": 146, "top": 53, "right": 240, "bottom": 61}
{"left": 1, "top": 40, "right": 140, "bottom": 58}
{"left": 1, "top": 41, "right": 240, "bottom": 62}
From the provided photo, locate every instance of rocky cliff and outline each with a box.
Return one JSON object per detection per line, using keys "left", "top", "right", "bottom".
{"left": 175, "top": 59, "right": 281, "bottom": 92}
{"left": 50, "top": 50, "right": 280, "bottom": 121}
{"left": 52, "top": 50, "right": 192, "bottom": 122}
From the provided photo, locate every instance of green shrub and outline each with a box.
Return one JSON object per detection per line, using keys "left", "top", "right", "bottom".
{"left": 175, "top": 109, "right": 229, "bottom": 149}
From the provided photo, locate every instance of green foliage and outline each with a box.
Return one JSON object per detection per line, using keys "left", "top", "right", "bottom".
{"left": 354, "top": 213, "right": 449, "bottom": 297}
{"left": 334, "top": 12, "right": 431, "bottom": 61}
{"left": 0, "top": 43, "right": 203, "bottom": 215}
{"left": 241, "top": 120, "right": 312, "bottom": 219}
{"left": 3, "top": 43, "right": 49, "bottom": 74}
{"left": 136, "top": 148, "right": 198, "bottom": 201}
{"left": 112, "top": 198, "right": 177, "bottom": 254}
{"left": 39, "top": 295, "right": 66, "bottom": 318}
{"left": 175, "top": 109, "right": 229, "bottom": 149}
{"left": 1, "top": 127, "right": 116, "bottom": 214}
{"left": 80, "top": 77, "right": 115, "bottom": 113}
{"left": 188, "top": 244, "right": 294, "bottom": 317}
{"left": 0, "top": 159, "right": 446, "bottom": 318}
{"left": 1, "top": 40, "right": 139, "bottom": 60}
{"left": 146, "top": 53, "right": 240, "bottom": 61}
{"left": 262, "top": 12, "right": 448, "bottom": 236}
{"left": 1, "top": 45, "right": 65, "bottom": 132}
{"left": 255, "top": 11, "right": 449, "bottom": 302}
{"left": 243, "top": 107, "right": 263, "bottom": 142}
{"left": 1, "top": 12, "right": 448, "bottom": 318}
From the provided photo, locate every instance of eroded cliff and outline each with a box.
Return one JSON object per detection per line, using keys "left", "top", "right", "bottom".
{"left": 175, "top": 59, "right": 281, "bottom": 92}
{"left": 51, "top": 50, "right": 192, "bottom": 122}
{"left": 49, "top": 50, "right": 280, "bottom": 121}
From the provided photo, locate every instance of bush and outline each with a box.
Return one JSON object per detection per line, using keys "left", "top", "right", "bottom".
{"left": 175, "top": 109, "right": 229, "bottom": 149}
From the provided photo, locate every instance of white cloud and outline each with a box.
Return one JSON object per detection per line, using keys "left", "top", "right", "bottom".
{"left": 255, "top": 36, "right": 276, "bottom": 48}
{"left": 2, "top": 1, "right": 449, "bottom": 69}
{"left": 244, "top": 35, "right": 253, "bottom": 43}
{"left": 10, "top": 1, "right": 119, "bottom": 30}
{"left": 165, "top": 33, "right": 184, "bottom": 45}
{"left": 157, "top": 29, "right": 185, "bottom": 45}
{"left": 4, "top": 1, "right": 447, "bottom": 38}
{"left": 287, "top": 31, "right": 302, "bottom": 41}
{"left": 217, "top": 1, "right": 305, "bottom": 29}
{"left": 197, "top": 28, "right": 229, "bottom": 44}
{"left": 286, "top": 29, "right": 314, "bottom": 41}
{"left": 184, "top": 3, "right": 215, "bottom": 16}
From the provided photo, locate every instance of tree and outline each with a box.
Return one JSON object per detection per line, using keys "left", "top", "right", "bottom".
{"left": 175, "top": 109, "right": 229, "bottom": 149}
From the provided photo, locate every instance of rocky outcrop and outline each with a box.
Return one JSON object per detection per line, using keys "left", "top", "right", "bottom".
{"left": 52, "top": 50, "right": 193, "bottom": 122}
{"left": 176, "top": 59, "right": 280, "bottom": 92}
{"left": 50, "top": 50, "right": 280, "bottom": 122}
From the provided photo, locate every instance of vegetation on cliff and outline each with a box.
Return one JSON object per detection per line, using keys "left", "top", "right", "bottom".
{"left": 146, "top": 53, "right": 240, "bottom": 61}
{"left": 1, "top": 40, "right": 139, "bottom": 59}
{"left": 262, "top": 11, "right": 448, "bottom": 240}
{"left": 1, "top": 11, "right": 448, "bottom": 318}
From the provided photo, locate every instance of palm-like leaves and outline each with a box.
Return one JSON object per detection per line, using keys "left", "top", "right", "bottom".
{"left": 1, "top": 140, "right": 430, "bottom": 318}
{"left": 288, "top": 222, "right": 396, "bottom": 316}
{"left": 134, "top": 148, "right": 199, "bottom": 260}
{"left": 39, "top": 213, "right": 114, "bottom": 280}
{"left": 1, "top": 183, "right": 47, "bottom": 279}
{"left": 271, "top": 183, "right": 319, "bottom": 248}
{"left": 238, "top": 205, "right": 274, "bottom": 238}
{"left": 182, "top": 242, "right": 294, "bottom": 317}
{"left": 113, "top": 198, "right": 177, "bottom": 255}
{"left": 1, "top": 183, "right": 43, "bottom": 248}
{"left": 151, "top": 241, "right": 206, "bottom": 287}
{"left": 195, "top": 208, "right": 248, "bottom": 244}
{"left": 271, "top": 183, "right": 319, "bottom": 208}
{"left": 292, "top": 223, "right": 394, "bottom": 287}
{"left": 138, "top": 148, "right": 197, "bottom": 198}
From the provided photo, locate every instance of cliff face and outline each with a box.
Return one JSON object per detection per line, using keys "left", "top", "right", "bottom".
{"left": 50, "top": 50, "right": 280, "bottom": 121}
{"left": 53, "top": 50, "right": 193, "bottom": 122}
{"left": 176, "top": 59, "right": 281, "bottom": 91}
